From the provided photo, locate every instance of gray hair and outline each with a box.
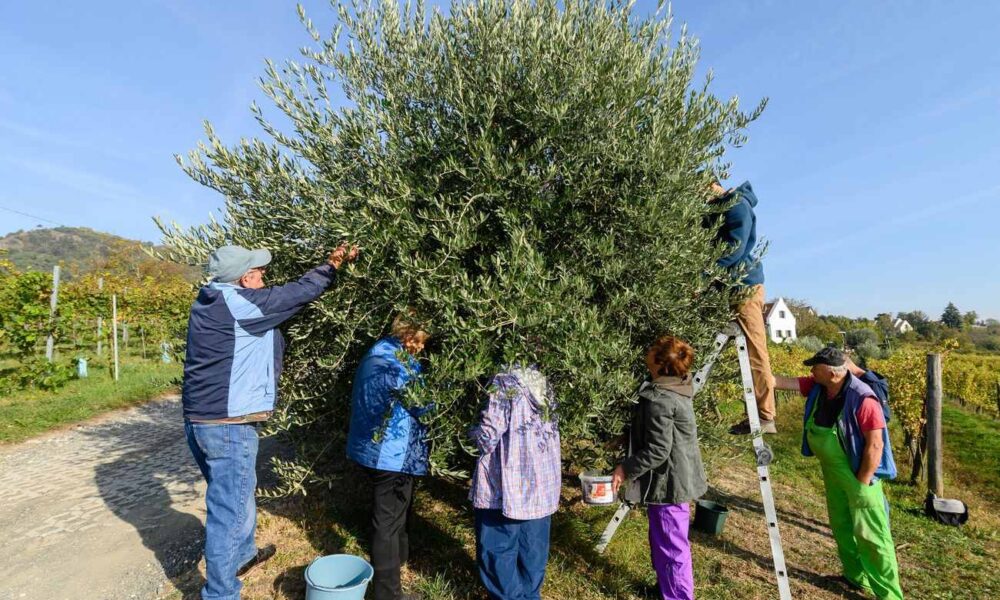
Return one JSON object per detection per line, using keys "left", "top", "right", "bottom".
{"left": 830, "top": 364, "right": 848, "bottom": 376}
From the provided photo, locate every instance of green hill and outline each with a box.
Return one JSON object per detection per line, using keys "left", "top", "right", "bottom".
{"left": 0, "top": 227, "right": 136, "bottom": 274}
{"left": 0, "top": 226, "right": 201, "bottom": 281}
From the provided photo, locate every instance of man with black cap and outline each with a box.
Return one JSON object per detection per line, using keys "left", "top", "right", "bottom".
{"left": 774, "top": 347, "right": 904, "bottom": 599}
{"left": 182, "top": 242, "right": 358, "bottom": 600}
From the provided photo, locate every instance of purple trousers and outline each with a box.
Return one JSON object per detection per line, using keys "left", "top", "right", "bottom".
{"left": 647, "top": 503, "right": 694, "bottom": 600}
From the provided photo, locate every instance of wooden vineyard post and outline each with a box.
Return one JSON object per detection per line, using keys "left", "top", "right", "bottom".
{"left": 926, "top": 353, "right": 943, "bottom": 498}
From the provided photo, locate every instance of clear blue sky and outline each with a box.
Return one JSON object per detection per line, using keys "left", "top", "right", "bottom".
{"left": 2, "top": 1, "right": 998, "bottom": 320}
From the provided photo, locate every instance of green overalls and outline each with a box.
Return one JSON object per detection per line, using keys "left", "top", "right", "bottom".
{"left": 806, "top": 401, "right": 904, "bottom": 599}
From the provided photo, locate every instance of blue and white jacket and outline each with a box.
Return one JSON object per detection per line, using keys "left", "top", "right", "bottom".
{"left": 181, "top": 264, "right": 336, "bottom": 421}
{"left": 346, "top": 337, "right": 430, "bottom": 475}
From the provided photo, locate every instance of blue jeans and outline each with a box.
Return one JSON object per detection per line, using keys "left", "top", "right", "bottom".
{"left": 474, "top": 509, "right": 551, "bottom": 600}
{"left": 185, "top": 422, "right": 259, "bottom": 600}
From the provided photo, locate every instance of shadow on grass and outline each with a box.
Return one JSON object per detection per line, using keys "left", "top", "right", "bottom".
{"left": 269, "top": 463, "right": 484, "bottom": 599}
{"left": 268, "top": 466, "right": 655, "bottom": 600}
{"left": 691, "top": 529, "right": 869, "bottom": 600}
{"left": 704, "top": 485, "right": 833, "bottom": 538}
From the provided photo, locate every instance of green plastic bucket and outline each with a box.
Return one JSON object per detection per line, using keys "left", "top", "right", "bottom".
{"left": 304, "top": 554, "right": 373, "bottom": 600}
{"left": 692, "top": 500, "right": 729, "bottom": 535}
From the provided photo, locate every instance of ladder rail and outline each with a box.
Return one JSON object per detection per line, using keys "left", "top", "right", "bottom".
{"left": 595, "top": 501, "right": 633, "bottom": 554}
{"left": 692, "top": 328, "right": 735, "bottom": 396}
{"left": 734, "top": 329, "right": 793, "bottom": 599}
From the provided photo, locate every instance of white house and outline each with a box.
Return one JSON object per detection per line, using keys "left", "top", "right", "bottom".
{"left": 763, "top": 297, "right": 797, "bottom": 343}
{"left": 893, "top": 318, "right": 914, "bottom": 334}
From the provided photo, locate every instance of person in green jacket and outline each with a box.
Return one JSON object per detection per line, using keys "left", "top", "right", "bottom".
{"left": 612, "top": 335, "right": 707, "bottom": 600}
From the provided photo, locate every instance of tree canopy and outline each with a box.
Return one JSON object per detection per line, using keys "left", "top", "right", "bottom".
{"left": 159, "top": 0, "right": 765, "bottom": 487}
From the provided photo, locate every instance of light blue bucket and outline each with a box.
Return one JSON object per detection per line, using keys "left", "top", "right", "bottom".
{"left": 304, "top": 554, "right": 374, "bottom": 600}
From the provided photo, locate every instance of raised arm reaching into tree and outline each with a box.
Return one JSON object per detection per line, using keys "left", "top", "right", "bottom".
{"left": 181, "top": 242, "right": 358, "bottom": 599}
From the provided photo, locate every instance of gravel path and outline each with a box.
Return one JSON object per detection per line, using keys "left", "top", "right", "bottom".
{"left": 0, "top": 396, "right": 207, "bottom": 600}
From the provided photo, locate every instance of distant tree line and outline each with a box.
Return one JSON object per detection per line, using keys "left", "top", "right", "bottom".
{"left": 783, "top": 298, "right": 1000, "bottom": 357}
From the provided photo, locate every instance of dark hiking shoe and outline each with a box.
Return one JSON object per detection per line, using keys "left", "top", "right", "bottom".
{"left": 729, "top": 418, "right": 777, "bottom": 435}
{"left": 237, "top": 544, "right": 276, "bottom": 578}
{"left": 825, "top": 574, "right": 873, "bottom": 594}
{"left": 844, "top": 575, "right": 874, "bottom": 593}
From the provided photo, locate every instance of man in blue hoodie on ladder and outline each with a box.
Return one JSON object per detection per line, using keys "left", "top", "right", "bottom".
{"left": 182, "top": 242, "right": 358, "bottom": 600}
{"left": 708, "top": 180, "right": 778, "bottom": 435}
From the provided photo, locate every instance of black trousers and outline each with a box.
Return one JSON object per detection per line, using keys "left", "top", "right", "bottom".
{"left": 366, "top": 467, "right": 416, "bottom": 600}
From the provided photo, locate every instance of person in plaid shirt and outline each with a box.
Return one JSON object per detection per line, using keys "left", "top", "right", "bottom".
{"left": 469, "top": 365, "right": 561, "bottom": 600}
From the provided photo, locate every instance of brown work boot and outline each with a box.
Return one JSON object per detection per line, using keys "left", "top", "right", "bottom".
{"left": 729, "top": 418, "right": 777, "bottom": 435}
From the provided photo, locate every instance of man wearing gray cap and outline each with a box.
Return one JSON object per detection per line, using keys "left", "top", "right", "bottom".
{"left": 182, "top": 242, "right": 358, "bottom": 600}
{"left": 774, "top": 347, "right": 903, "bottom": 599}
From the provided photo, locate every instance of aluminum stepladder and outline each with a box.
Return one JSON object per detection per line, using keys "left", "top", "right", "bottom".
{"left": 595, "top": 322, "right": 793, "bottom": 600}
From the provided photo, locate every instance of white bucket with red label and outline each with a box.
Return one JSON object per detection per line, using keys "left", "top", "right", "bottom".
{"left": 579, "top": 471, "right": 616, "bottom": 505}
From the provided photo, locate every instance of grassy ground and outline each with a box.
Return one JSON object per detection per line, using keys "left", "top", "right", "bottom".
{"left": 0, "top": 358, "right": 181, "bottom": 443}
{"left": 166, "top": 392, "right": 1000, "bottom": 600}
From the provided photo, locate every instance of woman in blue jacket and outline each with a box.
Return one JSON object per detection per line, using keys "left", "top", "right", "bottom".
{"left": 346, "top": 313, "right": 431, "bottom": 600}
